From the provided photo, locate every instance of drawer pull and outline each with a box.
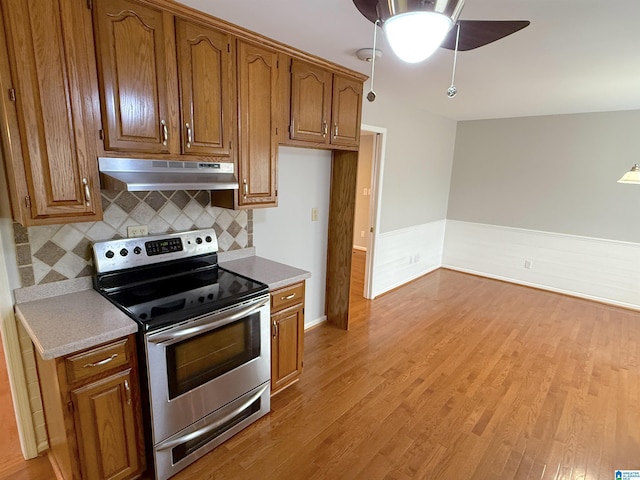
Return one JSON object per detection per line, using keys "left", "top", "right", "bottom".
{"left": 281, "top": 293, "right": 296, "bottom": 301}
{"left": 83, "top": 353, "right": 117, "bottom": 368}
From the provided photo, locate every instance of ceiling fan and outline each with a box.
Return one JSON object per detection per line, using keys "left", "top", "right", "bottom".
{"left": 352, "top": 0, "right": 530, "bottom": 62}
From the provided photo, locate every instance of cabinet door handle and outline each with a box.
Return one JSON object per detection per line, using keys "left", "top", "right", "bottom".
{"left": 243, "top": 178, "right": 248, "bottom": 200}
{"left": 281, "top": 293, "right": 296, "bottom": 301}
{"left": 272, "top": 320, "right": 278, "bottom": 338}
{"left": 334, "top": 123, "right": 339, "bottom": 137}
{"left": 322, "top": 120, "right": 328, "bottom": 138}
{"left": 161, "top": 119, "right": 168, "bottom": 146}
{"left": 185, "top": 123, "right": 192, "bottom": 148}
{"left": 82, "top": 178, "right": 91, "bottom": 207}
{"left": 83, "top": 353, "right": 117, "bottom": 368}
{"left": 124, "top": 379, "right": 132, "bottom": 405}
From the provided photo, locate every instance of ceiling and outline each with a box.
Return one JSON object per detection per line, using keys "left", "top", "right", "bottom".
{"left": 177, "top": 0, "right": 640, "bottom": 121}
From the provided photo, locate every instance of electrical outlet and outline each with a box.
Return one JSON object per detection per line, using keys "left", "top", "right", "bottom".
{"left": 127, "top": 225, "right": 148, "bottom": 238}
{"left": 311, "top": 208, "right": 318, "bottom": 222}
{"left": 524, "top": 259, "right": 532, "bottom": 269}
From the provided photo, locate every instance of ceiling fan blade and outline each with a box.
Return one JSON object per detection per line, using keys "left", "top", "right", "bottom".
{"left": 441, "top": 20, "right": 530, "bottom": 51}
{"left": 352, "top": 0, "right": 378, "bottom": 24}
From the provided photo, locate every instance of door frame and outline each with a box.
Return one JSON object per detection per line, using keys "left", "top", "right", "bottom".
{"left": 360, "top": 124, "right": 387, "bottom": 300}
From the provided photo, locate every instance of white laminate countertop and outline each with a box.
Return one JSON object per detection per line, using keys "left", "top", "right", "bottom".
{"left": 220, "top": 256, "right": 310, "bottom": 290}
{"left": 15, "top": 289, "right": 138, "bottom": 360}
{"left": 13, "top": 252, "right": 308, "bottom": 361}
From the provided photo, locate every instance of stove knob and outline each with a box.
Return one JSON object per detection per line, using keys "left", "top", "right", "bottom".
{"left": 198, "top": 296, "right": 205, "bottom": 303}
{"left": 207, "top": 293, "right": 214, "bottom": 300}
{"left": 119, "top": 248, "right": 129, "bottom": 257}
{"left": 105, "top": 250, "right": 115, "bottom": 259}
{"left": 196, "top": 237, "right": 203, "bottom": 245}
{"left": 205, "top": 236, "right": 212, "bottom": 243}
{"left": 133, "top": 246, "right": 142, "bottom": 255}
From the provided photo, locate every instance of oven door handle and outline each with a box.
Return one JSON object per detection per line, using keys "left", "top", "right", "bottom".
{"left": 147, "top": 295, "right": 269, "bottom": 346}
{"left": 156, "top": 383, "right": 269, "bottom": 451}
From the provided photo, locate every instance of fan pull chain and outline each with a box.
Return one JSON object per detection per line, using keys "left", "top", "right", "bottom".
{"left": 367, "top": 20, "right": 380, "bottom": 102}
{"left": 447, "top": 22, "right": 461, "bottom": 98}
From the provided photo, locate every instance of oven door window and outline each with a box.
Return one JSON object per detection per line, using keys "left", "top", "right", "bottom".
{"left": 166, "top": 312, "right": 260, "bottom": 399}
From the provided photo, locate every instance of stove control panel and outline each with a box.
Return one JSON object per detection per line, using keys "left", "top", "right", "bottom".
{"left": 92, "top": 228, "right": 218, "bottom": 273}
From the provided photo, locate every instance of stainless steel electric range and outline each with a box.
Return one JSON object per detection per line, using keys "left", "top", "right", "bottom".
{"left": 92, "top": 229, "right": 270, "bottom": 480}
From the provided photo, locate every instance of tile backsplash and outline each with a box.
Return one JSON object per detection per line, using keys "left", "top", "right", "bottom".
{"left": 14, "top": 190, "right": 251, "bottom": 287}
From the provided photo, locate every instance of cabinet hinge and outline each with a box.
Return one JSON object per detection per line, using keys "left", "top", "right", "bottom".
{"left": 98, "top": 129, "right": 104, "bottom": 140}
{"left": 275, "top": 127, "right": 278, "bottom": 136}
{"left": 86, "top": 0, "right": 92, "bottom": 10}
{"left": 227, "top": 43, "right": 230, "bottom": 53}
{"left": 8, "top": 88, "right": 15, "bottom": 102}
{"left": 275, "top": 189, "right": 278, "bottom": 197}
{"left": 67, "top": 401, "right": 74, "bottom": 414}
{"left": 24, "top": 196, "right": 31, "bottom": 209}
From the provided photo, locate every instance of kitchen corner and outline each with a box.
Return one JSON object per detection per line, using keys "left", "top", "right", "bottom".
{"left": 12, "top": 240, "right": 310, "bottom": 480}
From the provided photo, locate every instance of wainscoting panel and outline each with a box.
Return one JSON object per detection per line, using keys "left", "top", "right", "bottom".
{"left": 372, "top": 220, "right": 445, "bottom": 297}
{"left": 443, "top": 220, "right": 640, "bottom": 310}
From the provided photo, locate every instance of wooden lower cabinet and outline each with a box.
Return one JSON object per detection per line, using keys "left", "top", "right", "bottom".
{"left": 270, "top": 282, "right": 305, "bottom": 394}
{"left": 36, "top": 335, "right": 145, "bottom": 480}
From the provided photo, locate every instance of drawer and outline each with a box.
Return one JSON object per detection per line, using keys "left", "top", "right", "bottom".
{"left": 271, "top": 282, "right": 304, "bottom": 313}
{"left": 65, "top": 337, "right": 130, "bottom": 384}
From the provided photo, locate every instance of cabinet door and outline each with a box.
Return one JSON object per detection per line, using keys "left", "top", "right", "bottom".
{"left": 176, "top": 18, "right": 234, "bottom": 157}
{"left": 0, "top": 0, "right": 101, "bottom": 223}
{"left": 290, "top": 60, "right": 332, "bottom": 144}
{"left": 236, "top": 40, "right": 278, "bottom": 207}
{"left": 330, "top": 74, "right": 363, "bottom": 147}
{"left": 271, "top": 304, "right": 304, "bottom": 393}
{"left": 72, "top": 369, "right": 143, "bottom": 480}
{"left": 93, "top": 0, "right": 178, "bottom": 154}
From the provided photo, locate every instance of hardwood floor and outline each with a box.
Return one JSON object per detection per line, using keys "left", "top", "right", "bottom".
{"left": 5, "top": 268, "right": 640, "bottom": 479}
{"left": 175, "top": 268, "right": 640, "bottom": 479}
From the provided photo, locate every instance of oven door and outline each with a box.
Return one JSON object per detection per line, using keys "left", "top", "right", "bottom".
{"left": 154, "top": 381, "right": 270, "bottom": 480}
{"left": 145, "top": 294, "right": 270, "bottom": 443}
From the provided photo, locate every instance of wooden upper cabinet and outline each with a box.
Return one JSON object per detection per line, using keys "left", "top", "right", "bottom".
{"left": 290, "top": 60, "right": 332, "bottom": 144}
{"left": 330, "top": 74, "right": 362, "bottom": 147}
{"left": 175, "top": 19, "right": 234, "bottom": 157}
{"left": 0, "top": 0, "right": 102, "bottom": 225}
{"left": 236, "top": 40, "right": 278, "bottom": 207}
{"left": 92, "top": 0, "right": 178, "bottom": 154}
{"left": 288, "top": 59, "right": 363, "bottom": 149}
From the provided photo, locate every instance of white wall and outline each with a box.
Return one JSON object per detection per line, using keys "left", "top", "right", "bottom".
{"left": 252, "top": 147, "right": 331, "bottom": 327}
{"left": 444, "top": 110, "right": 640, "bottom": 310}
{"left": 361, "top": 97, "right": 457, "bottom": 295}
{"left": 362, "top": 95, "right": 458, "bottom": 233}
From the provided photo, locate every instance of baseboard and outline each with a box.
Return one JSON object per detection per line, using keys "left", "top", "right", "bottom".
{"left": 304, "top": 315, "right": 327, "bottom": 331}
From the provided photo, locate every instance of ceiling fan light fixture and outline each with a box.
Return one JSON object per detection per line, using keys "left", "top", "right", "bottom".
{"left": 383, "top": 11, "right": 453, "bottom": 63}
{"left": 618, "top": 164, "right": 640, "bottom": 184}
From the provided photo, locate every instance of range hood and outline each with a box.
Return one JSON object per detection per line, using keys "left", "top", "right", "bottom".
{"left": 98, "top": 157, "right": 239, "bottom": 192}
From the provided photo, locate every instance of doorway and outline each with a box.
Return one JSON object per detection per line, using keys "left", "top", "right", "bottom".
{"left": 349, "top": 124, "right": 386, "bottom": 315}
